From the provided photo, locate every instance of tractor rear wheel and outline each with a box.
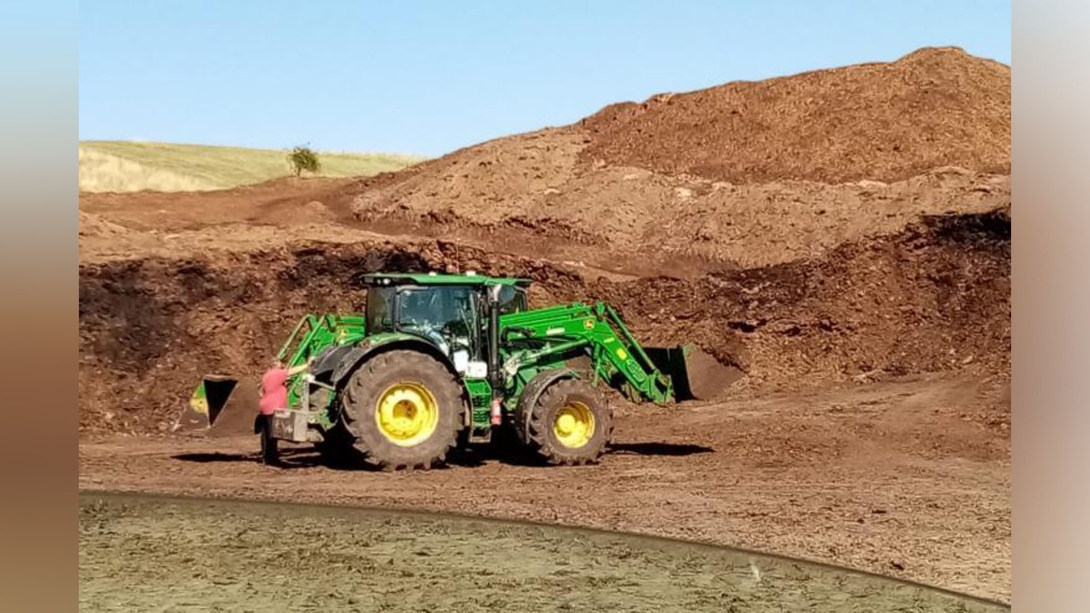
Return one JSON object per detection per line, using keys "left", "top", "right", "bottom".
{"left": 340, "top": 350, "right": 462, "bottom": 471}
{"left": 523, "top": 378, "right": 613, "bottom": 466}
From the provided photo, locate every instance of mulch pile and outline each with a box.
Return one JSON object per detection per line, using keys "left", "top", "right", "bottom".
{"left": 580, "top": 47, "right": 1010, "bottom": 184}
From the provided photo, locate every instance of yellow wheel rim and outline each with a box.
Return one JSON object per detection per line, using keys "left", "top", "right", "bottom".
{"left": 552, "top": 401, "right": 596, "bottom": 449}
{"left": 374, "top": 382, "right": 440, "bottom": 447}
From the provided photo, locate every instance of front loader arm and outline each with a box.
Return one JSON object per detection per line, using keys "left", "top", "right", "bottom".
{"left": 276, "top": 314, "right": 367, "bottom": 409}
{"left": 499, "top": 302, "right": 675, "bottom": 404}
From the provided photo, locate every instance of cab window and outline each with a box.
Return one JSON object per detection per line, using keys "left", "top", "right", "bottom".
{"left": 497, "top": 286, "right": 527, "bottom": 314}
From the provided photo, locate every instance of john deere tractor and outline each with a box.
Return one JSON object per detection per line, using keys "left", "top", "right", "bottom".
{"left": 175, "top": 272, "right": 731, "bottom": 469}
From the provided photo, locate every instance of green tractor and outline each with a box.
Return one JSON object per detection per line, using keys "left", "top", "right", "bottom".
{"left": 175, "top": 272, "right": 733, "bottom": 469}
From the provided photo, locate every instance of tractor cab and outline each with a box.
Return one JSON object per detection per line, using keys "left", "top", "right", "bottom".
{"left": 361, "top": 272, "right": 531, "bottom": 367}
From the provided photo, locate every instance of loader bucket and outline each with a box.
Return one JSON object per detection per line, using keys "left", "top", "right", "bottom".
{"left": 644, "top": 345, "right": 742, "bottom": 402}
{"left": 172, "top": 375, "right": 259, "bottom": 437}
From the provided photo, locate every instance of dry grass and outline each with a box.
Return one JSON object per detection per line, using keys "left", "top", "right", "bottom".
{"left": 79, "top": 141, "right": 425, "bottom": 193}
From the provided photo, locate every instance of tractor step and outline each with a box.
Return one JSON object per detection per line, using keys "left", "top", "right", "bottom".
{"left": 467, "top": 427, "right": 492, "bottom": 444}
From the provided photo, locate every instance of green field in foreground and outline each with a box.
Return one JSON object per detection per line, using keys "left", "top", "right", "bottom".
{"left": 79, "top": 141, "right": 425, "bottom": 193}
{"left": 79, "top": 492, "right": 1007, "bottom": 613}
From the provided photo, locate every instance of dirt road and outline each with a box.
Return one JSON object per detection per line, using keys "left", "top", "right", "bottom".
{"left": 79, "top": 373, "right": 1010, "bottom": 603}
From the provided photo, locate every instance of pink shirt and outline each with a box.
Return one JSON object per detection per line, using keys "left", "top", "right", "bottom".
{"left": 259, "top": 368, "right": 290, "bottom": 415}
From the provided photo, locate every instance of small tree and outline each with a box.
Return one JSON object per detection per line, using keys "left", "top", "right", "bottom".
{"left": 287, "top": 145, "right": 321, "bottom": 177}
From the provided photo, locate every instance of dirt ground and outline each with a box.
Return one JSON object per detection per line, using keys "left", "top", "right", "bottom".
{"left": 80, "top": 492, "right": 1007, "bottom": 613}
{"left": 78, "top": 47, "right": 1011, "bottom": 607}
{"left": 80, "top": 373, "right": 1010, "bottom": 603}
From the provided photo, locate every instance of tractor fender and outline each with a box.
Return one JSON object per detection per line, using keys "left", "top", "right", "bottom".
{"left": 330, "top": 342, "right": 373, "bottom": 385}
{"left": 514, "top": 368, "right": 580, "bottom": 446}
{"left": 310, "top": 344, "right": 355, "bottom": 381}
{"left": 330, "top": 337, "right": 459, "bottom": 389}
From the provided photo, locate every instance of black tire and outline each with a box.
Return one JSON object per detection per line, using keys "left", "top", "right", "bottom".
{"left": 522, "top": 378, "right": 613, "bottom": 466}
{"left": 340, "top": 350, "right": 463, "bottom": 471}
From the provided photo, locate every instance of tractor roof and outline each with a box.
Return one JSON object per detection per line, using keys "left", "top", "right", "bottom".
{"left": 362, "top": 272, "right": 532, "bottom": 288}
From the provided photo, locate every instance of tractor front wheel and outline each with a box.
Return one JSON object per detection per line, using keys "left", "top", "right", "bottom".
{"left": 340, "top": 350, "right": 462, "bottom": 470}
{"left": 523, "top": 378, "right": 613, "bottom": 466}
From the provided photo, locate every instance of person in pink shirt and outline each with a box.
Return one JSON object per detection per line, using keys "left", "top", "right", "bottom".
{"left": 257, "top": 356, "right": 313, "bottom": 465}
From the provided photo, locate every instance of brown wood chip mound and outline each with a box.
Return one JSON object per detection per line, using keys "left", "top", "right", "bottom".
{"left": 579, "top": 47, "right": 1010, "bottom": 184}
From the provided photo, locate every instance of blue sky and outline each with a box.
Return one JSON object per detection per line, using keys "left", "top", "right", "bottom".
{"left": 79, "top": 0, "right": 1010, "bottom": 157}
